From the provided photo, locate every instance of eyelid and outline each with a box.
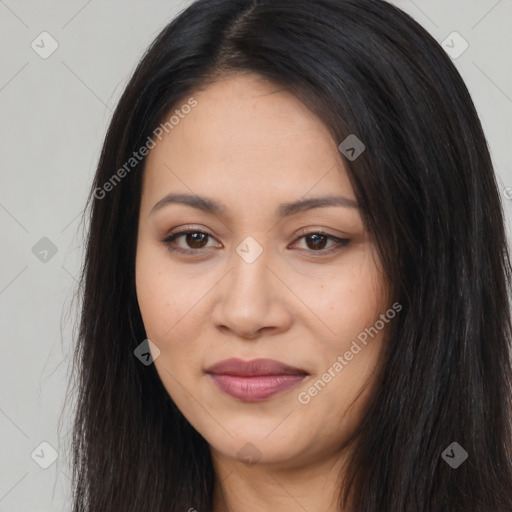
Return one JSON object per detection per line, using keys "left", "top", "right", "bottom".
{"left": 293, "top": 226, "right": 350, "bottom": 239}
{"left": 163, "top": 224, "right": 217, "bottom": 241}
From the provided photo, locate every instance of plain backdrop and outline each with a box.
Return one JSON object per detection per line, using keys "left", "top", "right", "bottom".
{"left": 1, "top": 0, "right": 511, "bottom": 510}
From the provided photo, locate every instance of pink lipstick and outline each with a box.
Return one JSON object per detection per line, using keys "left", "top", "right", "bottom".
{"left": 205, "top": 358, "right": 308, "bottom": 402}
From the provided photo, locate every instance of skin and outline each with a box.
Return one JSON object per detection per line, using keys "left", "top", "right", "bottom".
{"left": 135, "top": 72, "right": 391, "bottom": 512}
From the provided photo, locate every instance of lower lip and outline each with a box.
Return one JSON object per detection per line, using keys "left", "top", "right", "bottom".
{"left": 208, "top": 373, "right": 308, "bottom": 402}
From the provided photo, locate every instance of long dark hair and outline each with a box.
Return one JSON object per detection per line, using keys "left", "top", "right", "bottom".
{"left": 63, "top": 0, "right": 512, "bottom": 510}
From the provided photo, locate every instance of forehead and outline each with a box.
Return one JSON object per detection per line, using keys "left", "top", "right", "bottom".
{"left": 141, "top": 72, "right": 356, "bottom": 208}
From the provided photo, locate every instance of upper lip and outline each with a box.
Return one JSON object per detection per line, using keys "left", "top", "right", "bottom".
{"left": 205, "top": 358, "right": 309, "bottom": 377}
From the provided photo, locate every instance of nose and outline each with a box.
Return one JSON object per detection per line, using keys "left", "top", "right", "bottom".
{"left": 210, "top": 241, "right": 294, "bottom": 340}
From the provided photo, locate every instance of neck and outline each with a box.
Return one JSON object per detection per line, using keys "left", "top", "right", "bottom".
{"left": 210, "top": 445, "right": 351, "bottom": 512}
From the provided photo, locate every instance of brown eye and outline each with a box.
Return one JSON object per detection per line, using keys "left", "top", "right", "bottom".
{"left": 304, "top": 233, "right": 328, "bottom": 250}
{"left": 292, "top": 231, "right": 351, "bottom": 255}
{"left": 184, "top": 232, "right": 209, "bottom": 249}
{"left": 162, "top": 230, "right": 218, "bottom": 253}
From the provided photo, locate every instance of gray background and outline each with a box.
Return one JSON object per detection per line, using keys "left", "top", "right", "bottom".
{"left": 1, "top": 1, "right": 511, "bottom": 510}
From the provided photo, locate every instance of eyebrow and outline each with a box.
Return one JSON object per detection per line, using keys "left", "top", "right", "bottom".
{"left": 150, "top": 192, "right": 359, "bottom": 217}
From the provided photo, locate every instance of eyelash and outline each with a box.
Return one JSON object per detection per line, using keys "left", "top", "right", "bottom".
{"left": 161, "top": 228, "right": 350, "bottom": 256}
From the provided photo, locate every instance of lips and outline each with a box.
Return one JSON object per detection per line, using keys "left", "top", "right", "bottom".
{"left": 205, "top": 358, "right": 309, "bottom": 402}
{"left": 205, "top": 358, "right": 308, "bottom": 377}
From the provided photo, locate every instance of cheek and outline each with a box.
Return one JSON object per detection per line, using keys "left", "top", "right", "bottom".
{"left": 135, "top": 243, "right": 207, "bottom": 342}
{"left": 135, "top": 258, "right": 172, "bottom": 340}
{"left": 294, "top": 249, "right": 387, "bottom": 402}
{"left": 293, "top": 248, "right": 386, "bottom": 341}
{"left": 135, "top": 248, "right": 204, "bottom": 400}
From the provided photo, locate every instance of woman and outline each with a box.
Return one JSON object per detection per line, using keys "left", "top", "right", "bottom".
{"left": 65, "top": 0, "right": 512, "bottom": 510}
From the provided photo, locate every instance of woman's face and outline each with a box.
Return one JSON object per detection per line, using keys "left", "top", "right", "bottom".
{"left": 136, "top": 72, "right": 391, "bottom": 469}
